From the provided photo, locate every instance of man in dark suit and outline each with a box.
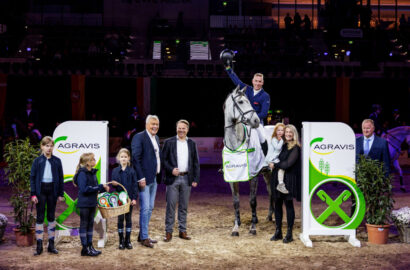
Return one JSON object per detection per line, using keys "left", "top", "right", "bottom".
{"left": 162, "top": 120, "right": 200, "bottom": 242}
{"left": 356, "top": 119, "right": 390, "bottom": 176}
{"left": 131, "top": 115, "right": 161, "bottom": 248}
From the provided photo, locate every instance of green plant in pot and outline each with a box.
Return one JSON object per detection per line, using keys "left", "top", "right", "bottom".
{"left": 356, "top": 155, "right": 394, "bottom": 244}
{"left": 3, "top": 138, "right": 39, "bottom": 246}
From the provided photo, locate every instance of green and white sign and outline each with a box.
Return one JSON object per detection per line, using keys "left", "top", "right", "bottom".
{"left": 52, "top": 121, "right": 109, "bottom": 247}
{"left": 300, "top": 122, "right": 365, "bottom": 247}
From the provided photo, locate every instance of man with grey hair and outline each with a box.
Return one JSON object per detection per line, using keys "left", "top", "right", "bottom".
{"left": 131, "top": 115, "right": 161, "bottom": 248}
{"left": 162, "top": 120, "right": 200, "bottom": 242}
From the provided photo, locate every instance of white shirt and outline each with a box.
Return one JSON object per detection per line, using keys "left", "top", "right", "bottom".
{"left": 146, "top": 130, "right": 161, "bottom": 174}
{"left": 253, "top": 89, "right": 261, "bottom": 96}
{"left": 363, "top": 134, "right": 375, "bottom": 152}
{"left": 42, "top": 159, "right": 53, "bottom": 183}
{"left": 177, "top": 136, "right": 189, "bottom": 172}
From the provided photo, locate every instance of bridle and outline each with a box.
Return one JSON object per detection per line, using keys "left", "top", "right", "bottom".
{"left": 223, "top": 91, "right": 256, "bottom": 151}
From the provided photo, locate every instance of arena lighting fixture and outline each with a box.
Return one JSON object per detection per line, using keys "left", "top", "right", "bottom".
{"left": 389, "top": 52, "right": 393, "bottom": 56}
{"left": 348, "top": 41, "right": 353, "bottom": 44}
{"left": 26, "top": 48, "right": 31, "bottom": 51}
{"left": 176, "top": 39, "right": 180, "bottom": 44}
{"left": 346, "top": 51, "right": 351, "bottom": 56}
{"left": 332, "top": 44, "right": 336, "bottom": 48}
{"left": 324, "top": 52, "right": 328, "bottom": 56}
{"left": 341, "top": 49, "right": 345, "bottom": 53}
{"left": 223, "top": 1, "right": 227, "bottom": 7}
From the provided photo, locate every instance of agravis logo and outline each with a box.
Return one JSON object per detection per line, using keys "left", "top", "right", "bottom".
{"left": 310, "top": 137, "right": 354, "bottom": 155}
{"left": 55, "top": 136, "right": 100, "bottom": 154}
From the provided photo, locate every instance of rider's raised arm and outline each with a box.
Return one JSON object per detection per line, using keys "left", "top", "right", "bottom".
{"left": 225, "top": 66, "right": 248, "bottom": 89}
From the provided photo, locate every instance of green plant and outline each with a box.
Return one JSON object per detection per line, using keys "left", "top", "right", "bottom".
{"left": 356, "top": 155, "right": 394, "bottom": 225}
{"left": 3, "top": 138, "right": 39, "bottom": 234}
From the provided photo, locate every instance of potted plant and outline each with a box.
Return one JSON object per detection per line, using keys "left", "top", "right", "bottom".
{"left": 3, "top": 138, "right": 39, "bottom": 246}
{"left": 356, "top": 155, "right": 394, "bottom": 244}
{"left": 391, "top": 207, "right": 410, "bottom": 243}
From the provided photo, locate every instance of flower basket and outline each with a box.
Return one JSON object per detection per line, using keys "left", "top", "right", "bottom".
{"left": 392, "top": 207, "right": 410, "bottom": 243}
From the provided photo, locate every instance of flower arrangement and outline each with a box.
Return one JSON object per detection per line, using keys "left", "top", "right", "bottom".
{"left": 391, "top": 207, "right": 410, "bottom": 227}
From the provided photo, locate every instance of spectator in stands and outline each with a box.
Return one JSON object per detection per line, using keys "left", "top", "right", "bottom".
{"left": 293, "top": 13, "right": 302, "bottom": 31}
{"left": 391, "top": 109, "right": 404, "bottom": 128}
{"left": 20, "top": 98, "right": 39, "bottom": 128}
{"left": 284, "top": 14, "right": 293, "bottom": 31}
{"left": 303, "top": 15, "right": 311, "bottom": 31}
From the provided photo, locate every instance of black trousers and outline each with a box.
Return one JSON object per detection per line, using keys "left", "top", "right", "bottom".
{"left": 79, "top": 207, "right": 96, "bottom": 246}
{"left": 274, "top": 196, "right": 295, "bottom": 229}
{"left": 36, "top": 182, "right": 57, "bottom": 224}
{"left": 118, "top": 205, "right": 133, "bottom": 231}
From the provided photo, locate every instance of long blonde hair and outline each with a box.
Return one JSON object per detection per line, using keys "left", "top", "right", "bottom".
{"left": 116, "top": 148, "right": 131, "bottom": 166}
{"left": 73, "top": 153, "right": 95, "bottom": 187}
{"left": 285, "top": 124, "right": 301, "bottom": 150}
{"left": 272, "top": 123, "right": 286, "bottom": 139}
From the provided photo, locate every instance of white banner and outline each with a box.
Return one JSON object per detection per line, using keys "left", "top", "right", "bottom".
{"left": 52, "top": 121, "right": 109, "bottom": 247}
{"left": 300, "top": 122, "right": 365, "bottom": 248}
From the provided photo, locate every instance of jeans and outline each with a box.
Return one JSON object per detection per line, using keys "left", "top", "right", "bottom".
{"left": 139, "top": 181, "right": 157, "bottom": 240}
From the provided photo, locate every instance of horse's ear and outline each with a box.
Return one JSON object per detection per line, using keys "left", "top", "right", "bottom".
{"left": 240, "top": 86, "right": 246, "bottom": 95}
{"left": 234, "top": 85, "right": 240, "bottom": 93}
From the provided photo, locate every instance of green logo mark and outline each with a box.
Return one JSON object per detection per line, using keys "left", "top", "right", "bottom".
{"left": 316, "top": 190, "right": 352, "bottom": 224}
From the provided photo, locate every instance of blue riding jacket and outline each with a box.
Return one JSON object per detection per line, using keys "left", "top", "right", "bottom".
{"left": 226, "top": 67, "right": 270, "bottom": 124}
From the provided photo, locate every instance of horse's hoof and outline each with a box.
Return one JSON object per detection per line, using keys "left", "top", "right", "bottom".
{"left": 249, "top": 230, "right": 256, "bottom": 235}
{"left": 266, "top": 216, "right": 272, "bottom": 222}
{"left": 231, "top": 232, "right": 239, "bottom": 237}
{"left": 400, "top": 186, "right": 406, "bottom": 193}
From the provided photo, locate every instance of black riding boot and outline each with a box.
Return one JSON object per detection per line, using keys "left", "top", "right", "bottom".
{"left": 81, "top": 244, "right": 94, "bottom": 256}
{"left": 283, "top": 226, "right": 293, "bottom": 243}
{"left": 125, "top": 232, "right": 133, "bottom": 249}
{"left": 47, "top": 239, "right": 58, "bottom": 254}
{"left": 34, "top": 239, "right": 43, "bottom": 256}
{"left": 118, "top": 232, "right": 125, "bottom": 250}
{"left": 88, "top": 243, "right": 101, "bottom": 255}
{"left": 270, "top": 227, "right": 283, "bottom": 241}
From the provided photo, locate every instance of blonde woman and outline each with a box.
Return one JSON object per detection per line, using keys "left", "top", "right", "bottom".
{"left": 269, "top": 124, "right": 301, "bottom": 243}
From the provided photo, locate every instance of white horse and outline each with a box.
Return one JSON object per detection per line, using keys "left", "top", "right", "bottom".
{"left": 223, "top": 85, "right": 266, "bottom": 236}
{"left": 382, "top": 126, "right": 410, "bottom": 192}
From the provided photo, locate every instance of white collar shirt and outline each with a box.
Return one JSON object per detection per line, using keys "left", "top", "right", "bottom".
{"left": 176, "top": 136, "right": 189, "bottom": 172}
{"left": 146, "top": 130, "right": 160, "bottom": 174}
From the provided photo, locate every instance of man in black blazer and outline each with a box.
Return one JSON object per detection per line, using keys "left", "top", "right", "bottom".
{"left": 131, "top": 115, "right": 161, "bottom": 248}
{"left": 356, "top": 119, "right": 390, "bottom": 176}
{"left": 162, "top": 120, "right": 200, "bottom": 242}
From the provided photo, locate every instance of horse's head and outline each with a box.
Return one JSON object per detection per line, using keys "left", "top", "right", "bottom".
{"left": 224, "top": 85, "right": 260, "bottom": 128}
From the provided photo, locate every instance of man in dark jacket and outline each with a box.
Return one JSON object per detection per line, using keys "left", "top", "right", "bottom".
{"left": 131, "top": 115, "right": 161, "bottom": 248}
{"left": 162, "top": 120, "right": 200, "bottom": 242}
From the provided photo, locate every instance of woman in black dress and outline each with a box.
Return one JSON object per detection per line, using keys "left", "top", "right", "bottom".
{"left": 269, "top": 124, "right": 301, "bottom": 243}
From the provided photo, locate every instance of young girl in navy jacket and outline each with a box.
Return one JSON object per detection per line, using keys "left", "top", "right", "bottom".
{"left": 74, "top": 152, "right": 109, "bottom": 256}
{"left": 111, "top": 148, "right": 138, "bottom": 250}
{"left": 30, "top": 136, "right": 64, "bottom": 256}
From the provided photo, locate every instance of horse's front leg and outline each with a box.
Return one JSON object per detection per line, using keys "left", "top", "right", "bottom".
{"left": 249, "top": 176, "right": 258, "bottom": 235}
{"left": 393, "top": 159, "right": 405, "bottom": 192}
{"left": 230, "top": 182, "right": 241, "bottom": 236}
{"left": 262, "top": 170, "right": 274, "bottom": 221}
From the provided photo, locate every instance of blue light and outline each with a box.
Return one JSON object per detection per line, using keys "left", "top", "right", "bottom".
{"left": 346, "top": 51, "right": 351, "bottom": 56}
{"left": 27, "top": 47, "right": 31, "bottom": 52}
{"left": 324, "top": 52, "right": 328, "bottom": 56}
{"left": 389, "top": 52, "right": 393, "bottom": 57}
{"left": 234, "top": 50, "right": 238, "bottom": 54}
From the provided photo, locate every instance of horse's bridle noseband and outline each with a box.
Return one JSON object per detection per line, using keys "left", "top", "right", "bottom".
{"left": 225, "top": 92, "right": 256, "bottom": 129}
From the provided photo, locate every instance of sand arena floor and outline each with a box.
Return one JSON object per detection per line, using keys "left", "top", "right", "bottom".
{"left": 0, "top": 164, "right": 409, "bottom": 270}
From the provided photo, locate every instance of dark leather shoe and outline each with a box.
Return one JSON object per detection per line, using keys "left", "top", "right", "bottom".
{"left": 141, "top": 239, "right": 154, "bottom": 248}
{"left": 163, "top": 232, "right": 172, "bottom": 242}
{"left": 179, "top": 231, "right": 191, "bottom": 240}
{"left": 149, "top": 238, "right": 158, "bottom": 244}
